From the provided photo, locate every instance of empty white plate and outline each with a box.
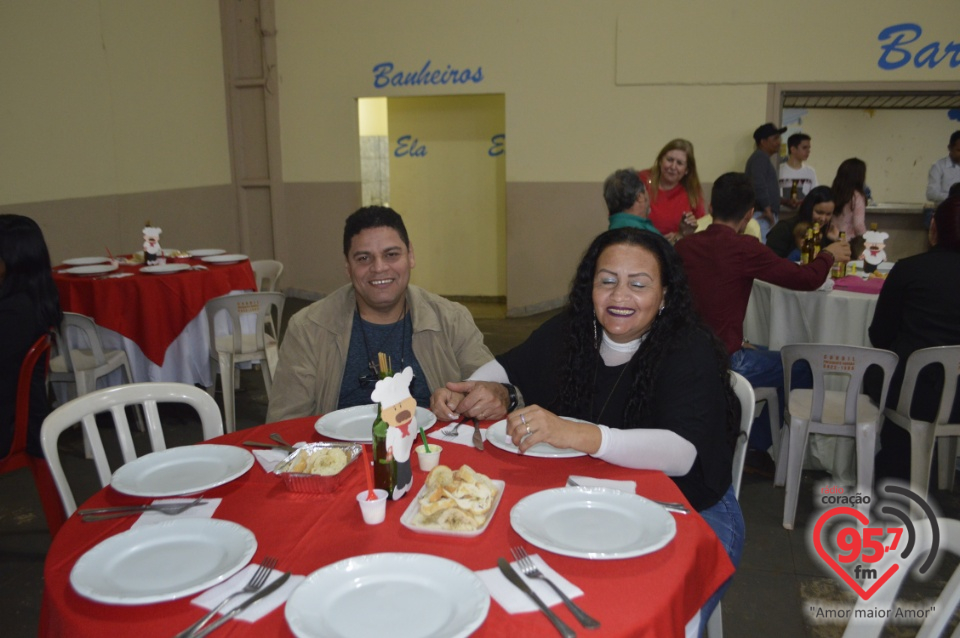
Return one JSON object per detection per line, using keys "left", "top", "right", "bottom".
{"left": 110, "top": 445, "right": 254, "bottom": 497}
{"left": 70, "top": 518, "right": 256, "bottom": 605}
{"left": 62, "top": 263, "right": 119, "bottom": 276}
{"left": 485, "top": 419, "right": 587, "bottom": 458}
{"left": 314, "top": 404, "right": 437, "bottom": 443}
{"left": 62, "top": 257, "right": 112, "bottom": 266}
{"left": 510, "top": 487, "right": 677, "bottom": 559}
{"left": 286, "top": 553, "right": 489, "bottom": 638}
{"left": 141, "top": 263, "right": 191, "bottom": 274}
{"left": 187, "top": 249, "right": 227, "bottom": 257}
{"left": 201, "top": 253, "right": 248, "bottom": 264}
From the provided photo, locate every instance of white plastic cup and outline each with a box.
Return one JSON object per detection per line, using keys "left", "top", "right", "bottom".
{"left": 415, "top": 444, "right": 442, "bottom": 472}
{"left": 356, "top": 489, "right": 388, "bottom": 525}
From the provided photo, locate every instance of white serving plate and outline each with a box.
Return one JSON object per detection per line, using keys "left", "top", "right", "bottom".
{"left": 62, "top": 257, "right": 112, "bottom": 266}
{"left": 485, "top": 419, "right": 587, "bottom": 458}
{"left": 314, "top": 405, "right": 437, "bottom": 443}
{"left": 110, "top": 445, "right": 254, "bottom": 497}
{"left": 510, "top": 487, "right": 677, "bottom": 559}
{"left": 62, "top": 263, "right": 119, "bottom": 276}
{"left": 285, "top": 553, "right": 489, "bottom": 638}
{"left": 187, "top": 248, "right": 226, "bottom": 257}
{"left": 400, "top": 479, "right": 505, "bottom": 538}
{"left": 201, "top": 253, "right": 248, "bottom": 264}
{"left": 70, "top": 518, "right": 256, "bottom": 605}
{"left": 141, "top": 263, "right": 191, "bottom": 274}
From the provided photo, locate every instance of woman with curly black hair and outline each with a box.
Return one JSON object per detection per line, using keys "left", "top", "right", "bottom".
{"left": 0, "top": 214, "right": 62, "bottom": 458}
{"left": 430, "top": 228, "right": 743, "bottom": 626}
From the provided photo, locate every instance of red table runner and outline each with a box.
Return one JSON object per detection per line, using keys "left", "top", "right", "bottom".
{"left": 54, "top": 259, "right": 256, "bottom": 366}
{"left": 40, "top": 417, "right": 735, "bottom": 637}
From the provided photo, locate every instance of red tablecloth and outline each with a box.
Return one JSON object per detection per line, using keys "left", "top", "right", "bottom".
{"left": 40, "top": 418, "right": 735, "bottom": 637}
{"left": 54, "top": 259, "right": 256, "bottom": 366}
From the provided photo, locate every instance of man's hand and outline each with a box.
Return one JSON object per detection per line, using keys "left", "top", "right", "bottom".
{"left": 824, "top": 239, "right": 851, "bottom": 262}
{"left": 429, "top": 381, "right": 509, "bottom": 421}
{"left": 762, "top": 206, "right": 776, "bottom": 225}
{"left": 678, "top": 212, "right": 698, "bottom": 238}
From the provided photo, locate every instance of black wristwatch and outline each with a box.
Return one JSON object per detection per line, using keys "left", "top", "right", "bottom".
{"left": 501, "top": 383, "right": 519, "bottom": 411}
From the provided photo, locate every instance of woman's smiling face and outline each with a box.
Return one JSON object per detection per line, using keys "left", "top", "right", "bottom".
{"left": 592, "top": 243, "right": 665, "bottom": 343}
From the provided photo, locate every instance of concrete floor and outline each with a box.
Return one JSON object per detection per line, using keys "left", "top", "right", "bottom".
{"left": 3, "top": 298, "right": 959, "bottom": 637}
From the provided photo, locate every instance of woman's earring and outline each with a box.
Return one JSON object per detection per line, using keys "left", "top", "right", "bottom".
{"left": 658, "top": 306, "right": 665, "bottom": 316}
{"left": 593, "top": 316, "right": 599, "bottom": 346}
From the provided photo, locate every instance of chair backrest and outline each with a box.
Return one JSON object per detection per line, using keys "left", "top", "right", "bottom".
{"left": 842, "top": 517, "right": 960, "bottom": 638}
{"left": 250, "top": 259, "right": 283, "bottom": 292}
{"left": 11, "top": 333, "right": 51, "bottom": 458}
{"left": 892, "top": 345, "right": 960, "bottom": 425}
{"left": 729, "top": 371, "right": 756, "bottom": 498}
{"left": 40, "top": 382, "right": 225, "bottom": 516}
{"left": 205, "top": 291, "right": 285, "bottom": 356}
{"left": 781, "top": 344, "right": 899, "bottom": 425}
{"left": 54, "top": 312, "right": 108, "bottom": 372}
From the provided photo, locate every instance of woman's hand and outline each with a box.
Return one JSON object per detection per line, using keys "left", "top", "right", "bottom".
{"left": 504, "top": 406, "right": 602, "bottom": 455}
{"left": 430, "top": 381, "right": 509, "bottom": 421}
{"left": 678, "top": 212, "right": 698, "bottom": 238}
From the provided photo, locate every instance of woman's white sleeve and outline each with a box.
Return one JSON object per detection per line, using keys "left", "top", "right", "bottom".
{"left": 467, "top": 359, "right": 510, "bottom": 383}
{"left": 592, "top": 424, "right": 697, "bottom": 476}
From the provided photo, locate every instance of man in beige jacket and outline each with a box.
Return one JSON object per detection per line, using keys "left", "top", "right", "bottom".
{"left": 267, "top": 206, "right": 493, "bottom": 421}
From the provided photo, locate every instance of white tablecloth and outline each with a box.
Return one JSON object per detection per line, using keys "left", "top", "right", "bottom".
{"left": 742, "top": 279, "right": 882, "bottom": 485}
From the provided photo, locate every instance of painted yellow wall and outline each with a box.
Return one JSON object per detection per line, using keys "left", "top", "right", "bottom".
{"left": 387, "top": 95, "right": 506, "bottom": 297}
{"left": 0, "top": 0, "right": 229, "bottom": 206}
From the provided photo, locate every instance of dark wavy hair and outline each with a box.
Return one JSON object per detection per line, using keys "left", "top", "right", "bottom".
{"left": 0, "top": 214, "right": 62, "bottom": 331}
{"left": 797, "top": 185, "right": 834, "bottom": 224}
{"left": 556, "top": 228, "right": 737, "bottom": 444}
{"left": 831, "top": 158, "right": 866, "bottom": 218}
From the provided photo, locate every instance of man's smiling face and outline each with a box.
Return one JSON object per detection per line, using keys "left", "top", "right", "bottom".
{"left": 345, "top": 226, "right": 415, "bottom": 322}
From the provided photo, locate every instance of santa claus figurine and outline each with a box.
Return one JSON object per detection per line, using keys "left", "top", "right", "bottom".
{"left": 859, "top": 229, "right": 888, "bottom": 274}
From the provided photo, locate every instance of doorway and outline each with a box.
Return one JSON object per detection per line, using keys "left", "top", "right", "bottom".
{"left": 357, "top": 95, "right": 506, "bottom": 300}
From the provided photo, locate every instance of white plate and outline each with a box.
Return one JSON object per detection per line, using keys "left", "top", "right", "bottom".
{"left": 285, "top": 553, "right": 489, "bottom": 638}
{"left": 400, "top": 479, "right": 506, "bottom": 538}
{"left": 187, "top": 248, "right": 227, "bottom": 257}
{"left": 201, "top": 253, "right": 248, "bottom": 264}
{"left": 110, "top": 445, "right": 254, "bottom": 497}
{"left": 510, "top": 487, "right": 677, "bottom": 559}
{"left": 62, "top": 257, "right": 112, "bottom": 266}
{"left": 62, "top": 263, "right": 119, "bottom": 276}
{"left": 70, "top": 518, "right": 256, "bottom": 605}
{"left": 485, "top": 418, "right": 587, "bottom": 458}
{"left": 140, "top": 263, "right": 191, "bottom": 274}
{"left": 314, "top": 405, "right": 437, "bottom": 443}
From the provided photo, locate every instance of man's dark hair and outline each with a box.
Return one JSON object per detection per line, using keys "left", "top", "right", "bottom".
{"left": 787, "top": 133, "right": 811, "bottom": 151}
{"left": 710, "top": 172, "right": 756, "bottom": 222}
{"left": 342, "top": 206, "right": 410, "bottom": 256}
{"left": 950, "top": 130, "right": 960, "bottom": 147}
{"left": 603, "top": 168, "right": 645, "bottom": 215}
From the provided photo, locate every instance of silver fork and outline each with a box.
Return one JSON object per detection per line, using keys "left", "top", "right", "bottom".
{"left": 440, "top": 420, "right": 465, "bottom": 437}
{"left": 79, "top": 498, "right": 206, "bottom": 521}
{"left": 173, "top": 556, "right": 278, "bottom": 638}
{"left": 511, "top": 546, "right": 601, "bottom": 629}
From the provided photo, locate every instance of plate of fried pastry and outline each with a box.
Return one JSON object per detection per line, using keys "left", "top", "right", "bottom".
{"left": 400, "top": 464, "right": 504, "bottom": 537}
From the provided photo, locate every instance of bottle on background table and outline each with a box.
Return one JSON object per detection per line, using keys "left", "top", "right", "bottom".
{"left": 831, "top": 232, "right": 847, "bottom": 278}
{"left": 801, "top": 228, "right": 815, "bottom": 264}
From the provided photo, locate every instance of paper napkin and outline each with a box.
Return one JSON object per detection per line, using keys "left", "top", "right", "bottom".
{"left": 130, "top": 498, "right": 221, "bottom": 529}
{"left": 190, "top": 564, "right": 305, "bottom": 622}
{"left": 251, "top": 442, "right": 306, "bottom": 472}
{"left": 428, "top": 422, "right": 485, "bottom": 448}
{"left": 567, "top": 475, "right": 637, "bottom": 494}
{"left": 477, "top": 554, "right": 584, "bottom": 614}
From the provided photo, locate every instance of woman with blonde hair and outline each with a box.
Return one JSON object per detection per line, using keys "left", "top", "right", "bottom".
{"left": 639, "top": 139, "right": 706, "bottom": 242}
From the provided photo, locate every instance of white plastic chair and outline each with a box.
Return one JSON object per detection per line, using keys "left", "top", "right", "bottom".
{"left": 205, "top": 291, "right": 285, "bottom": 433}
{"left": 250, "top": 259, "right": 283, "bottom": 292}
{"left": 39, "top": 382, "right": 224, "bottom": 517}
{"left": 841, "top": 517, "right": 960, "bottom": 638}
{"left": 883, "top": 345, "right": 960, "bottom": 510}
{"left": 49, "top": 312, "right": 136, "bottom": 398}
{"left": 706, "top": 371, "right": 756, "bottom": 638}
{"left": 780, "top": 344, "right": 898, "bottom": 530}
{"left": 752, "top": 385, "right": 788, "bottom": 486}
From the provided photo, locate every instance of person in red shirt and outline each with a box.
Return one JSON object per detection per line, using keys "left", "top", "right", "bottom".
{"left": 675, "top": 173, "right": 850, "bottom": 452}
{"left": 639, "top": 139, "right": 705, "bottom": 243}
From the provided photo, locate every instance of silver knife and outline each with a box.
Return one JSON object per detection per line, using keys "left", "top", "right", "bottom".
{"left": 189, "top": 571, "right": 291, "bottom": 638}
{"left": 498, "top": 558, "right": 576, "bottom": 638}
{"left": 472, "top": 418, "right": 484, "bottom": 451}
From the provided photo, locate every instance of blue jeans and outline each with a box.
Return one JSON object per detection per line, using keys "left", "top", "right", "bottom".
{"left": 698, "top": 485, "right": 745, "bottom": 635}
{"left": 730, "top": 346, "right": 813, "bottom": 451}
{"left": 753, "top": 210, "right": 776, "bottom": 243}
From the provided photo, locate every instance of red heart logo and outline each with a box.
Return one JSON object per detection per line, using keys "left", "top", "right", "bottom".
{"left": 812, "top": 506, "right": 899, "bottom": 600}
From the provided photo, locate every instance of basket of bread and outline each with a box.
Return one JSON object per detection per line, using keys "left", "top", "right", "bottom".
{"left": 273, "top": 442, "right": 361, "bottom": 494}
{"left": 400, "top": 464, "right": 505, "bottom": 537}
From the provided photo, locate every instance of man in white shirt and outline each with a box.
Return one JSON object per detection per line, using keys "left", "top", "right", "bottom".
{"left": 927, "top": 130, "right": 960, "bottom": 207}
{"left": 778, "top": 133, "right": 817, "bottom": 212}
